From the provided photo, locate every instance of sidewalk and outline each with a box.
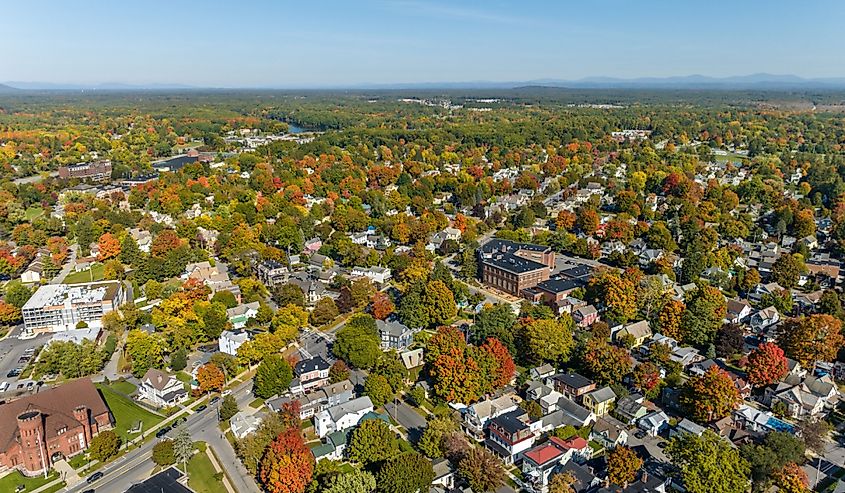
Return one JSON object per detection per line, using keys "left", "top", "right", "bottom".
{"left": 205, "top": 446, "right": 236, "bottom": 493}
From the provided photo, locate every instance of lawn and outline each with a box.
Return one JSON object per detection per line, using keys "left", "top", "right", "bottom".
{"left": 64, "top": 263, "right": 105, "bottom": 284}
{"left": 186, "top": 442, "right": 228, "bottom": 493}
{"left": 0, "top": 470, "right": 60, "bottom": 492}
{"left": 96, "top": 383, "right": 163, "bottom": 442}
{"left": 24, "top": 206, "right": 44, "bottom": 221}
{"left": 109, "top": 380, "right": 138, "bottom": 396}
{"left": 249, "top": 397, "right": 264, "bottom": 409}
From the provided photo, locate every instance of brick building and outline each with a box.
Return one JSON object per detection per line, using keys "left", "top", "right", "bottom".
{"left": 58, "top": 160, "right": 112, "bottom": 182}
{"left": 477, "top": 239, "right": 554, "bottom": 296}
{"left": 0, "top": 378, "right": 112, "bottom": 476}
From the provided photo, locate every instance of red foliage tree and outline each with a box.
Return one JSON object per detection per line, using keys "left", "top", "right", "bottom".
{"left": 151, "top": 229, "right": 182, "bottom": 257}
{"left": 370, "top": 291, "right": 395, "bottom": 320}
{"left": 259, "top": 428, "right": 314, "bottom": 493}
{"left": 745, "top": 342, "right": 789, "bottom": 387}
{"left": 481, "top": 337, "right": 515, "bottom": 389}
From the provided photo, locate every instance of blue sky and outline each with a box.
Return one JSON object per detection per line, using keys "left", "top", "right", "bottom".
{"left": 2, "top": 0, "right": 842, "bottom": 87}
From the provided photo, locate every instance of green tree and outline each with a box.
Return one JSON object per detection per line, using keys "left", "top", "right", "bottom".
{"left": 518, "top": 316, "right": 575, "bottom": 365}
{"left": 88, "top": 430, "right": 121, "bottom": 462}
{"left": 333, "top": 316, "right": 382, "bottom": 369}
{"left": 771, "top": 253, "right": 806, "bottom": 290}
{"left": 126, "top": 329, "right": 166, "bottom": 377}
{"left": 321, "top": 470, "right": 377, "bottom": 493}
{"left": 274, "top": 283, "right": 306, "bottom": 307}
{"left": 376, "top": 452, "right": 434, "bottom": 493}
{"left": 473, "top": 304, "right": 518, "bottom": 351}
{"left": 173, "top": 426, "right": 193, "bottom": 467}
{"left": 4, "top": 282, "right": 32, "bottom": 308}
{"left": 254, "top": 354, "right": 293, "bottom": 398}
{"left": 347, "top": 419, "right": 399, "bottom": 467}
{"left": 681, "top": 284, "right": 727, "bottom": 345}
{"left": 310, "top": 297, "right": 339, "bottom": 326}
{"left": 152, "top": 439, "right": 176, "bottom": 466}
{"left": 219, "top": 394, "right": 239, "bottom": 421}
{"left": 364, "top": 374, "right": 393, "bottom": 407}
{"left": 417, "top": 417, "right": 457, "bottom": 459}
{"left": 667, "top": 430, "right": 750, "bottom": 493}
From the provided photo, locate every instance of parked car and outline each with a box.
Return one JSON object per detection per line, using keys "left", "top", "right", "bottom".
{"left": 87, "top": 472, "right": 103, "bottom": 483}
{"left": 155, "top": 426, "right": 171, "bottom": 438}
{"left": 196, "top": 404, "right": 207, "bottom": 412}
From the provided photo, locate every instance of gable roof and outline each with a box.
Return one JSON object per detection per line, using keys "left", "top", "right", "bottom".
{"left": 143, "top": 368, "right": 175, "bottom": 391}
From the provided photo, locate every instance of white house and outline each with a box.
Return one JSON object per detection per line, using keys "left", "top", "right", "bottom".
{"left": 350, "top": 266, "right": 392, "bottom": 284}
{"left": 230, "top": 411, "right": 262, "bottom": 439}
{"left": 226, "top": 302, "right": 260, "bottom": 329}
{"left": 638, "top": 410, "right": 670, "bottom": 437}
{"left": 219, "top": 330, "right": 250, "bottom": 356}
{"left": 315, "top": 396, "right": 374, "bottom": 438}
{"left": 139, "top": 368, "right": 188, "bottom": 407}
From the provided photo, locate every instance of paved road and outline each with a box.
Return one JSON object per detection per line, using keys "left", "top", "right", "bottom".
{"left": 50, "top": 245, "right": 77, "bottom": 285}
{"left": 386, "top": 398, "right": 428, "bottom": 442}
{"left": 65, "top": 379, "right": 260, "bottom": 493}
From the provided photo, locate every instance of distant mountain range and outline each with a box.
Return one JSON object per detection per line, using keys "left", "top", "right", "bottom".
{"left": 3, "top": 74, "right": 845, "bottom": 91}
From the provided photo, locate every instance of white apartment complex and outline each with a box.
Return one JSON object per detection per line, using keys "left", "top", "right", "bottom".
{"left": 22, "top": 281, "right": 125, "bottom": 334}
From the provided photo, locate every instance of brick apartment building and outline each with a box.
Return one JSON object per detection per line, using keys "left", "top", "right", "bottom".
{"left": 477, "top": 239, "right": 554, "bottom": 296}
{"left": 0, "top": 378, "right": 113, "bottom": 476}
{"left": 58, "top": 160, "right": 112, "bottom": 182}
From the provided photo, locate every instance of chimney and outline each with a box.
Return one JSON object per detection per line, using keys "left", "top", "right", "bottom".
{"left": 641, "top": 471, "right": 649, "bottom": 484}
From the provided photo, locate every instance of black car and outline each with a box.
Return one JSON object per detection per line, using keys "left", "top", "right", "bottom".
{"left": 82, "top": 490, "right": 95, "bottom": 493}
{"left": 209, "top": 396, "right": 219, "bottom": 405}
{"left": 155, "top": 426, "right": 171, "bottom": 438}
{"left": 196, "top": 404, "right": 207, "bottom": 412}
{"left": 87, "top": 472, "right": 104, "bottom": 483}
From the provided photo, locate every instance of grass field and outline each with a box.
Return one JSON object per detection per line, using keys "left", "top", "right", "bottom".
{"left": 186, "top": 442, "right": 228, "bottom": 493}
{"left": 96, "top": 383, "right": 163, "bottom": 442}
{"left": 249, "top": 397, "right": 264, "bottom": 409}
{"left": 109, "top": 380, "right": 138, "bottom": 395}
{"left": 64, "top": 263, "right": 105, "bottom": 284}
{"left": 0, "top": 470, "right": 60, "bottom": 492}
{"left": 24, "top": 206, "right": 44, "bottom": 221}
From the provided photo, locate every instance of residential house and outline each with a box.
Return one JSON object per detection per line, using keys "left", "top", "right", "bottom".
{"left": 671, "top": 418, "right": 706, "bottom": 438}
{"left": 268, "top": 380, "right": 355, "bottom": 420}
{"left": 20, "top": 259, "right": 44, "bottom": 284}
{"left": 311, "top": 430, "right": 348, "bottom": 462}
{"left": 582, "top": 387, "right": 616, "bottom": 417}
{"left": 552, "top": 373, "right": 596, "bottom": 403}
{"left": 540, "top": 397, "right": 596, "bottom": 430}
{"left": 522, "top": 438, "right": 575, "bottom": 493}
{"left": 226, "top": 301, "right": 260, "bottom": 329}
{"left": 218, "top": 330, "right": 249, "bottom": 356}
{"left": 463, "top": 393, "right": 522, "bottom": 440}
{"left": 750, "top": 306, "right": 780, "bottom": 331}
{"left": 638, "top": 411, "right": 670, "bottom": 437}
{"left": 255, "top": 259, "right": 288, "bottom": 288}
{"left": 431, "top": 458, "right": 458, "bottom": 491}
{"left": 764, "top": 373, "right": 838, "bottom": 418}
{"left": 530, "top": 364, "right": 556, "bottom": 381}
{"left": 315, "top": 396, "right": 374, "bottom": 438}
{"left": 350, "top": 266, "right": 392, "bottom": 284}
{"left": 485, "top": 409, "right": 538, "bottom": 464}
{"left": 613, "top": 320, "right": 652, "bottom": 347}
{"left": 139, "top": 369, "right": 187, "bottom": 407}
{"left": 230, "top": 411, "right": 262, "bottom": 439}
{"left": 377, "top": 318, "right": 415, "bottom": 350}
{"left": 725, "top": 299, "right": 753, "bottom": 324}
{"left": 572, "top": 305, "right": 599, "bottom": 327}
{"left": 590, "top": 416, "right": 628, "bottom": 449}
{"left": 614, "top": 394, "right": 648, "bottom": 425}
{"left": 291, "top": 356, "right": 331, "bottom": 394}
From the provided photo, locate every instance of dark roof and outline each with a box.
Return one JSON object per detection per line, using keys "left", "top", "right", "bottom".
{"left": 558, "top": 265, "right": 594, "bottom": 280}
{"left": 127, "top": 467, "right": 192, "bottom": 493}
{"left": 478, "top": 239, "right": 551, "bottom": 274}
{"left": 554, "top": 372, "right": 594, "bottom": 389}
{"left": 491, "top": 409, "right": 529, "bottom": 434}
{"left": 295, "top": 355, "right": 330, "bottom": 376}
{"left": 535, "top": 277, "right": 585, "bottom": 294}
{"left": 153, "top": 155, "right": 198, "bottom": 171}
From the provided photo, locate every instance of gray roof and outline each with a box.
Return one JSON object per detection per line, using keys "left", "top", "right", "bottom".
{"left": 586, "top": 386, "right": 617, "bottom": 404}
{"left": 327, "top": 396, "right": 373, "bottom": 421}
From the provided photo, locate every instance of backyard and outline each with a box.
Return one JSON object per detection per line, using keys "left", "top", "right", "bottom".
{"left": 96, "top": 383, "right": 163, "bottom": 442}
{"left": 64, "top": 263, "right": 105, "bottom": 284}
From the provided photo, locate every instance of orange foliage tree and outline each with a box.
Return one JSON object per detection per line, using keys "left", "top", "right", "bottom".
{"left": 259, "top": 428, "right": 314, "bottom": 493}
{"left": 196, "top": 363, "right": 225, "bottom": 393}
{"left": 370, "top": 291, "right": 395, "bottom": 320}
{"left": 97, "top": 233, "right": 121, "bottom": 262}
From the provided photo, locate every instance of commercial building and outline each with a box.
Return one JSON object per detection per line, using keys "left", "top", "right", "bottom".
{"left": 477, "top": 239, "right": 554, "bottom": 296}
{"left": 21, "top": 281, "right": 124, "bottom": 335}
{"left": 0, "top": 378, "right": 112, "bottom": 476}
{"left": 58, "top": 160, "right": 112, "bottom": 182}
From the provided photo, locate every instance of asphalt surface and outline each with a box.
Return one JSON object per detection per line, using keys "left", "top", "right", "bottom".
{"left": 0, "top": 326, "right": 50, "bottom": 397}
{"left": 64, "top": 379, "right": 260, "bottom": 493}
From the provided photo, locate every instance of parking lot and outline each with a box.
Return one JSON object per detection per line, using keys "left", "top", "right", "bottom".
{"left": 0, "top": 326, "right": 51, "bottom": 396}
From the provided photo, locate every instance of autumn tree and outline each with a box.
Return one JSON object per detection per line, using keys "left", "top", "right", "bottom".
{"left": 197, "top": 362, "right": 225, "bottom": 393}
{"left": 631, "top": 361, "right": 662, "bottom": 398}
{"left": 607, "top": 446, "right": 642, "bottom": 488}
{"left": 370, "top": 291, "right": 394, "bottom": 320}
{"left": 745, "top": 343, "right": 788, "bottom": 387}
{"left": 152, "top": 439, "right": 176, "bottom": 466}
{"left": 580, "top": 338, "right": 633, "bottom": 386}
{"left": 518, "top": 316, "right": 575, "bottom": 366}
{"left": 151, "top": 229, "right": 182, "bottom": 257}
{"left": 771, "top": 253, "right": 806, "bottom": 290}
{"left": 259, "top": 428, "right": 314, "bottom": 493}
{"left": 548, "top": 472, "right": 577, "bottom": 493}
{"left": 88, "top": 430, "right": 121, "bottom": 462}
{"left": 481, "top": 337, "right": 515, "bottom": 388}
{"left": 715, "top": 323, "right": 745, "bottom": 359}
{"left": 458, "top": 447, "right": 506, "bottom": 492}
{"left": 310, "top": 297, "right": 339, "bottom": 326}
{"left": 96, "top": 232, "right": 121, "bottom": 262}
{"left": 0, "top": 301, "right": 22, "bottom": 326}
{"left": 777, "top": 315, "right": 844, "bottom": 367}
{"left": 586, "top": 269, "right": 637, "bottom": 324}
{"left": 329, "top": 360, "right": 349, "bottom": 383}
{"left": 656, "top": 299, "right": 684, "bottom": 339}
{"left": 681, "top": 366, "right": 740, "bottom": 422}
{"left": 772, "top": 463, "right": 810, "bottom": 493}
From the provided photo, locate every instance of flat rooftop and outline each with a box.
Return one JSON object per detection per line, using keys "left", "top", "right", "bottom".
{"left": 23, "top": 281, "right": 121, "bottom": 310}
